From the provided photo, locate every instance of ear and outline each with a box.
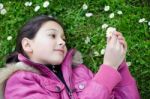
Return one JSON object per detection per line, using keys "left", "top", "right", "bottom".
{"left": 21, "top": 38, "right": 33, "bottom": 53}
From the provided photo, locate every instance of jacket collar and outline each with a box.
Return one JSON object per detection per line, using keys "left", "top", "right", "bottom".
{"left": 18, "top": 48, "right": 76, "bottom": 89}
{"left": 61, "top": 49, "right": 76, "bottom": 88}
{"left": 0, "top": 48, "right": 83, "bottom": 98}
{"left": 18, "top": 48, "right": 79, "bottom": 85}
{"left": 18, "top": 52, "right": 60, "bottom": 81}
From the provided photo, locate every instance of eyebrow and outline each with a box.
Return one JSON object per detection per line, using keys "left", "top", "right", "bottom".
{"left": 46, "top": 29, "right": 65, "bottom": 37}
{"left": 46, "top": 29, "right": 58, "bottom": 32}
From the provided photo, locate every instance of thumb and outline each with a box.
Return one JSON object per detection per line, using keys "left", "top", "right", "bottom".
{"left": 107, "top": 36, "right": 111, "bottom": 43}
{"left": 109, "top": 33, "right": 117, "bottom": 45}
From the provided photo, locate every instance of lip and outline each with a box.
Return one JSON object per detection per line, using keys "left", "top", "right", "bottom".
{"left": 54, "top": 49, "right": 64, "bottom": 54}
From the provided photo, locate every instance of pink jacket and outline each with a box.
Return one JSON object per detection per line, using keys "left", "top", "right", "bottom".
{"left": 4, "top": 49, "right": 140, "bottom": 99}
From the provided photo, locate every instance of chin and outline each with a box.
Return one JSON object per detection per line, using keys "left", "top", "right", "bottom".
{"left": 52, "top": 59, "right": 64, "bottom": 65}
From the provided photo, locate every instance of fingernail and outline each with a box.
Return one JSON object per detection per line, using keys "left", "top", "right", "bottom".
{"left": 112, "top": 32, "right": 115, "bottom": 37}
{"left": 112, "top": 31, "right": 116, "bottom": 35}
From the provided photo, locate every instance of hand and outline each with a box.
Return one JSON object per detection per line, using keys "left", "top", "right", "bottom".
{"left": 103, "top": 31, "right": 127, "bottom": 70}
{"left": 114, "top": 32, "right": 127, "bottom": 53}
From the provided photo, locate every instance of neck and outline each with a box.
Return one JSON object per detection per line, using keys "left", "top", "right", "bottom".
{"left": 45, "top": 64, "right": 61, "bottom": 73}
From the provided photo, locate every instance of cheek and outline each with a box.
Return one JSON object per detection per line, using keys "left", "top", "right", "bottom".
{"left": 39, "top": 39, "right": 55, "bottom": 49}
{"left": 33, "top": 41, "right": 54, "bottom": 55}
{"left": 64, "top": 46, "right": 68, "bottom": 56}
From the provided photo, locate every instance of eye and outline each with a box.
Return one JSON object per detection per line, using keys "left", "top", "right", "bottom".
{"left": 49, "top": 33, "right": 56, "bottom": 39}
{"left": 52, "top": 34, "right": 56, "bottom": 38}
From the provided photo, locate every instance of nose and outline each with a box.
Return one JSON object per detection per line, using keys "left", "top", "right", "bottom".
{"left": 58, "top": 38, "right": 66, "bottom": 47}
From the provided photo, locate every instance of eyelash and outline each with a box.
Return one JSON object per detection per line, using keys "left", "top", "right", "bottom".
{"left": 51, "top": 34, "right": 56, "bottom": 38}
{"left": 49, "top": 34, "right": 66, "bottom": 41}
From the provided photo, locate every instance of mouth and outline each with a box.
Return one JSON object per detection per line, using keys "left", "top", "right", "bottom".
{"left": 54, "top": 49, "right": 65, "bottom": 54}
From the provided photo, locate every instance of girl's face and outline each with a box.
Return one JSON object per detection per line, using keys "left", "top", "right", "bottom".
{"left": 26, "top": 21, "right": 67, "bottom": 65}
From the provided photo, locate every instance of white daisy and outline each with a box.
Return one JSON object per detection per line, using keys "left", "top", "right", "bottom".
{"left": 101, "top": 49, "right": 105, "bottom": 55}
{"left": 148, "top": 21, "right": 150, "bottom": 26}
{"left": 85, "top": 36, "right": 90, "bottom": 44}
{"left": 102, "top": 23, "right": 108, "bottom": 29}
{"left": 82, "top": 3, "right": 88, "bottom": 10}
{"left": 25, "top": 2, "right": 30, "bottom": 6}
{"left": 43, "top": 1, "right": 49, "bottom": 8}
{"left": 117, "top": 10, "right": 123, "bottom": 15}
{"left": 85, "top": 13, "right": 93, "bottom": 17}
{"left": 94, "top": 51, "right": 100, "bottom": 56}
{"left": 34, "top": 5, "right": 40, "bottom": 12}
{"left": 7, "top": 36, "right": 12, "bottom": 41}
{"left": 139, "top": 18, "right": 146, "bottom": 23}
{"left": 104, "top": 6, "right": 110, "bottom": 11}
{"left": 106, "top": 27, "right": 116, "bottom": 38}
{"left": 28, "top": 2, "right": 32, "bottom": 6}
{"left": 0, "top": 3, "right": 3, "bottom": 10}
{"left": 0, "top": 8, "right": 7, "bottom": 15}
{"left": 109, "top": 13, "right": 115, "bottom": 18}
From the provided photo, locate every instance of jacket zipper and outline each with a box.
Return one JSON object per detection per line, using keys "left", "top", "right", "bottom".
{"left": 68, "top": 90, "right": 74, "bottom": 99}
{"left": 68, "top": 76, "right": 75, "bottom": 99}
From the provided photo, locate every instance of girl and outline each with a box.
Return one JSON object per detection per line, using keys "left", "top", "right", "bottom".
{"left": 0, "top": 15, "right": 140, "bottom": 99}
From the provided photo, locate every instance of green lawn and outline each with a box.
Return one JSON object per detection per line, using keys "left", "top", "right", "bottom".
{"left": 0, "top": 0, "right": 150, "bottom": 98}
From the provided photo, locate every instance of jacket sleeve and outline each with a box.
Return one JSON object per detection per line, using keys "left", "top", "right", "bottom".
{"left": 111, "top": 61, "right": 141, "bottom": 99}
{"left": 4, "top": 71, "right": 58, "bottom": 99}
{"left": 76, "top": 62, "right": 140, "bottom": 99}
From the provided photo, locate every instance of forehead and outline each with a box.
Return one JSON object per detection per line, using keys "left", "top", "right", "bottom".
{"left": 40, "top": 21, "right": 64, "bottom": 35}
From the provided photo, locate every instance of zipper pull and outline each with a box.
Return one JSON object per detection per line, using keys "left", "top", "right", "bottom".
{"left": 68, "top": 90, "right": 74, "bottom": 99}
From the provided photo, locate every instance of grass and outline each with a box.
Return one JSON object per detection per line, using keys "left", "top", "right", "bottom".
{"left": 0, "top": 0, "right": 150, "bottom": 98}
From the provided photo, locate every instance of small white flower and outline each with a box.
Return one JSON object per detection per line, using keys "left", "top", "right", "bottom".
{"left": 7, "top": 36, "right": 12, "bottom": 41}
{"left": 127, "top": 62, "right": 132, "bottom": 67}
{"left": 106, "top": 27, "right": 116, "bottom": 38}
{"left": 0, "top": 8, "right": 7, "bottom": 15}
{"left": 139, "top": 18, "right": 146, "bottom": 23}
{"left": 34, "top": 5, "right": 40, "bottom": 12}
{"left": 28, "top": 2, "right": 32, "bottom": 6}
{"left": 24, "top": 1, "right": 32, "bottom": 6}
{"left": 25, "top": 2, "right": 30, "bottom": 6}
{"left": 109, "top": 13, "right": 115, "bottom": 18}
{"left": 117, "top": 10, "right": 123, "bottom": 15}
{"left": 102, "top": 23, "right": 108, "bottom": 29}
{"left": 101, "top": 49, "right": 105, "bottom": 55}
{"left": 85, "top": 13, "right": 93, "bottom": 17}
{"left": 85, "top": 36, "right": 90, "bottom": 44}
{"left": 104, "top": 6, "right": 110, "bottom": 11}
{"left": 0, "top": 3, "right": 3, "bottom": 10}
{"left": 94, "top": 51, "right": 100, "bottom": 56}
{"left": 82, "top": 3, "right": 88, "bottom": 10}
{"left": 43, "top": 1, "right": 49, "bottom": 8}
{"left": 148, "top": 21, "right": 150, "bottom": 26}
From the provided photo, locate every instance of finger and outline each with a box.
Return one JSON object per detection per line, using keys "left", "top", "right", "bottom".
{"left": 116, "top": 39, "right": 121, "bottom": 51}
{"left": 118, "top": 35, "right": 125, "bottom": 41}
{"left": 114, "top": 31, "right": 123, "bottom": 37}
{"left": 109, "top": 32, "right": 117, "bottom": 45}
{"left": 121, "top": 44, "right": 125, "bottom": 55}
{"left": 107, "top": 36, "right": 111, "bottom": 43}
{"left": 124, "top": 41, "right": 128, "bottom": 52}
{"left": 118, "top": 40, "right": 125, "bottom": 45}
{"left": 107, "top": 31, "right": 116, "bottom": 43}
{"left": 119, "top": 40, "right": 125, "bottom": 49}
{"left": 116, "top": 34, "right": 127, "bottom": 48}
{"left": 119, "top": 40, "right": 127, "bottom": 52}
